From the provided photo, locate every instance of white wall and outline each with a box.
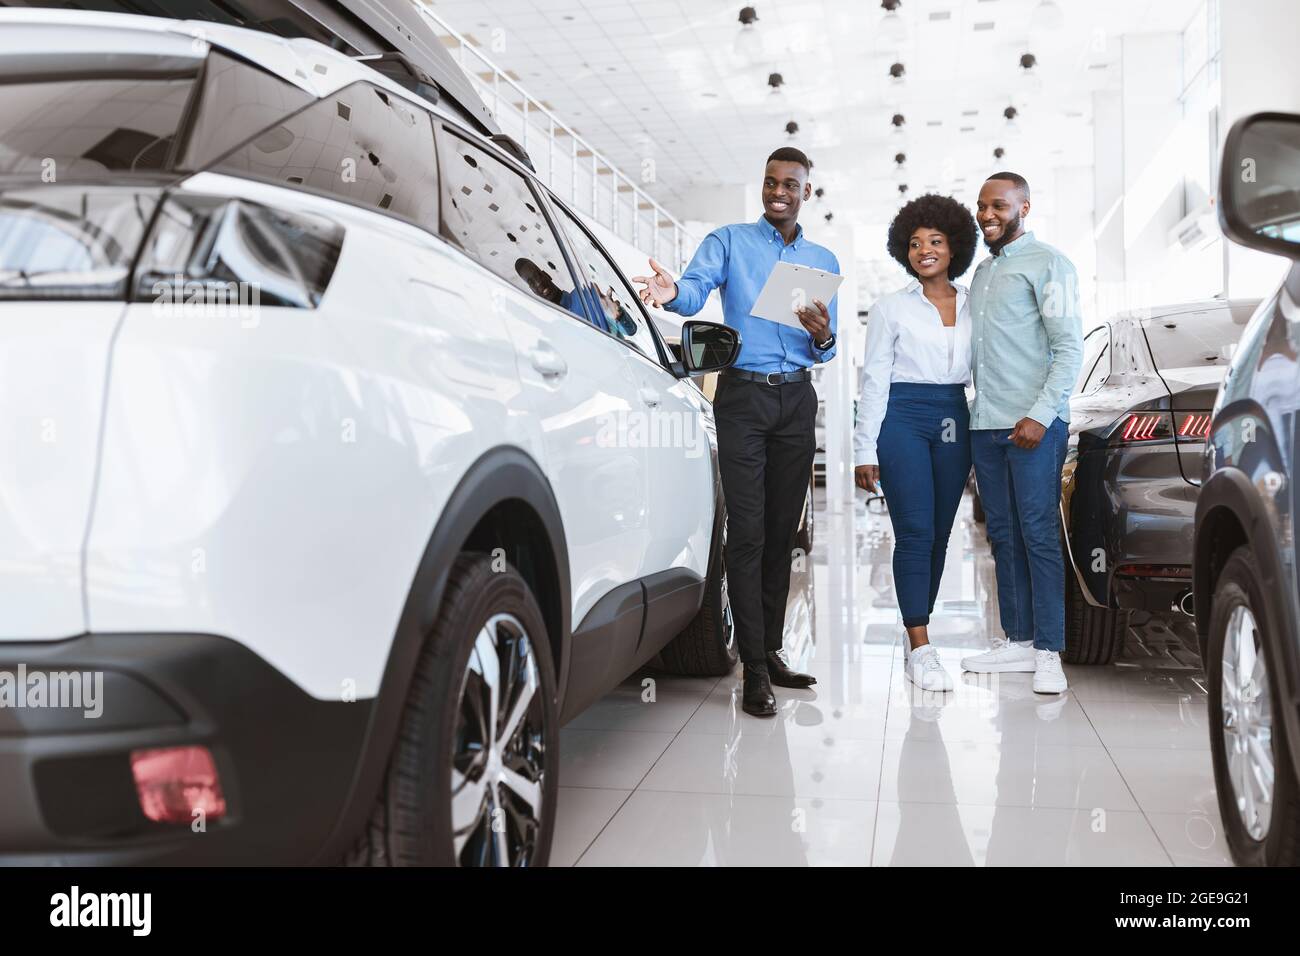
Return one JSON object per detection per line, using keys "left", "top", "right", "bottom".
{"left": 1219, "top": 0, "right": 1300, "bottom": 297}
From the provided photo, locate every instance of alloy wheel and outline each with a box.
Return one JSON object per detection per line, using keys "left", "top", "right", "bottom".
{"left": 450, "top": 612, "right": 547, "bottom": 866}
{"left": 1221, "top": 603, "right": 1274, "bottom": 841}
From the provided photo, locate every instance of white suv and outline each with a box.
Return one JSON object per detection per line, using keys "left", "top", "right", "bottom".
{"left": 0, "top": 8, "right": 740, "bottom": 866}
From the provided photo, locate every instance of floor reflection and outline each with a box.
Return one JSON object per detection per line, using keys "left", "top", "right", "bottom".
{"left": 556, "top": 488, "right": 1230, "bottom": 867}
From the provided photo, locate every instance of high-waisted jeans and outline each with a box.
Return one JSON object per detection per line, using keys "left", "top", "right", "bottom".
{"left": 877, "top": 383, "right": 972, "bottom": 628}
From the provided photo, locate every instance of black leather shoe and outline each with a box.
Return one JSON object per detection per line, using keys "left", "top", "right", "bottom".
{"left": 766, "top": 651, "right": 817, "bottom": 688}
{"left": 742, "top": 662, "right": 777, "bottom": 717}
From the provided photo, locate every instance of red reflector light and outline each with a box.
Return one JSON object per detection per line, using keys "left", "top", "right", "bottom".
{"left": 1178, "top": 412, "right": 1212, "bottom": 438}
{"left": 1119, "top": 413, "right": 1170, "bottom": 441}
{"left": 131, "top": 745, "right": 227, "bottom": 825}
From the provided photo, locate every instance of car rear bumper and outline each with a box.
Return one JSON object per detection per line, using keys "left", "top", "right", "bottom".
{"left": 0, "top": 633, "right": 371, "bottom": 865}
{"left": 1066, "top": 441, "right": 1198, "bottom": 611}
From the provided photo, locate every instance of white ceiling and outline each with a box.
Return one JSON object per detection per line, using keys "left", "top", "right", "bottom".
{"left": 424, "top": 0, "right": 1202, "bottom": 229}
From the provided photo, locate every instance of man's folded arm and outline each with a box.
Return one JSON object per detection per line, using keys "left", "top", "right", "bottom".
{"left": 664, "top": 230, "right": 729, "bottom": 317}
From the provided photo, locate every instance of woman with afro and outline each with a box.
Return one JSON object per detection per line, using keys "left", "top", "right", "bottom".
{"left": 852, "top": 193, "right": 979, "bottom": 692}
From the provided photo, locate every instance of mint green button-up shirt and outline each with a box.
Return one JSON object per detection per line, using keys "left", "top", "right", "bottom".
{"left": 968, "top": 231, "right": 1083, "bottom": 430}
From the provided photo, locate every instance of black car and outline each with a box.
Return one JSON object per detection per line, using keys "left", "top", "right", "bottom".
{"left": 1060, "top": 299, "right": 1258, "bottom": 664}
{"left": 1194, "top": 110, "right": 1300, "bottom": 867}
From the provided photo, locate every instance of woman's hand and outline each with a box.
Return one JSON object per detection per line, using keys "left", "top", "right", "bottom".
{"left": 854, "top": 464, "right": 880, "bottom": 493}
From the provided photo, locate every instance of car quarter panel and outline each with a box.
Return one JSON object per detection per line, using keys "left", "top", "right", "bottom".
{"left": 83, "top": 174, "right": 537, "bottom": 701}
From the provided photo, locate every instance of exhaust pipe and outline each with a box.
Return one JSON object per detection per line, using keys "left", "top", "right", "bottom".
{"left": 1176, "top": 591, "right": 1194, "bottom": 617}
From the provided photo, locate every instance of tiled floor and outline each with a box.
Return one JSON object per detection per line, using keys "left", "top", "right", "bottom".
{"left": 553, "top": 489, "right": 1233, "bottom": 867}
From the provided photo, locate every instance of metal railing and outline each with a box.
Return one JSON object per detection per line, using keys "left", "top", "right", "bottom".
{"left": 417, "top": 3, "right": 695, "bottom": 271}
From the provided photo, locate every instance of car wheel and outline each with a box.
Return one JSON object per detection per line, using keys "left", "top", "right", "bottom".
{"left": 657, "top": 513, "right": 738, "bottom": 676}
{"left": 1207, "top": 546, "right": 1300, "bottom": 866}
{"left": 347, "top": 552, "right": 558, "bottom": 866}
{"left": 1062, "top": 561, "right": 1130, "bottom": 665}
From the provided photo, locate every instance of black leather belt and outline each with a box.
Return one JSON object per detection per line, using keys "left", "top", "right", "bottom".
{"left": 722, "top": 367, "right": 812, "bottom": 385}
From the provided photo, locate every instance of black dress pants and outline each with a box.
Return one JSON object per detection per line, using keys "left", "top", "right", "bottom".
{"left": 713, "top": 375, "right": 817, "bottom": 664}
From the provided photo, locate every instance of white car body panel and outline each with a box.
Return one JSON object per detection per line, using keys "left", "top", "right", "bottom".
{"left": 0, "top": 304, "right": 123, "bottom": 639}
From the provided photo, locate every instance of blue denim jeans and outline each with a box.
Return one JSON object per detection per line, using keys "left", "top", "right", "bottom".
{"left": 877, "top": 383, "right": 972, "bottom": 628}
{"left": 970, "top": 418, "right": 1067, "bottom": 651}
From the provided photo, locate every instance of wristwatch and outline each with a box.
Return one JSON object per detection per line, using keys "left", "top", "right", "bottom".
{"left": 813, "top": 332, "right": 836, "bottom": 351}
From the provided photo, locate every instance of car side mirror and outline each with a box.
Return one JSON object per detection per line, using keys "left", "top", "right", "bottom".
{"left": 675, "top": 320, "right": 741, "bottom": 377}
{"left": 1219, "top": 111, "right": 1300, "bottom": 260}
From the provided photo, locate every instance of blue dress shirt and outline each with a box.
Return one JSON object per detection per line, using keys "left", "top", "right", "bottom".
{"left": 664, "top": 215, "right": 840, "bottom": 373}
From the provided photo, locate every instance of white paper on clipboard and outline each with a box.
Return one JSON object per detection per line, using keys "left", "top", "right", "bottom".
{"left": 749, "top": 261, "right": 844, "bottom": 328}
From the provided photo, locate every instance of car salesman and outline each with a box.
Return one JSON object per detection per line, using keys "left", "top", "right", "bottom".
{"left": 633, "top": 146, "right": 839, "bottom": 717}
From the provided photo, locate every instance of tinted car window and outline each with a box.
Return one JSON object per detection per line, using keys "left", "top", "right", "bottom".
{"left": 177, "top": 50, "right": 314, "bottom": 170}
{"left": 0, "top": 53, "right": 200, "bottom": 177}
{"left": 1142, "top": 308, "right": 1241, "bottom": 369}
{"left": 548, "top": 201, "right": 662, "bottom": 360}
{"left": 435, "top": 127, "right": 588, "bottom": 317}
{"left": 214, "top": 82, "right": 438, "bottom": 229}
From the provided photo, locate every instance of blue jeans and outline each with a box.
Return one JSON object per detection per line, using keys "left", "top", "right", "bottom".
{"left": 970, "top": 418, "right": 1068, "bottom": 651}
{"left": 877, "top": 383, "right": 971, "bottom": 628}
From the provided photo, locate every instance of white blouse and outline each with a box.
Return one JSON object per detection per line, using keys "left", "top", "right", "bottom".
{"left": 852, "top": 280, "right": 972, "bottom": 466}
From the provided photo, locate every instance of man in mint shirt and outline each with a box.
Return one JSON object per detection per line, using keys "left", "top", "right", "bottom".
{"left": 959, "top": 172, "right": 1082, "bottom": 694}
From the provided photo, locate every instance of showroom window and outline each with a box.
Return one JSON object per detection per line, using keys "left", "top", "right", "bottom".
{"left": 548, "top": 200, "right": 662, "bottom": 361}
{"left": 212, "top": 82, "right": 439, "bottom": 230}
{"left": 435, "top": 127, "right": 596, "bottom": 322}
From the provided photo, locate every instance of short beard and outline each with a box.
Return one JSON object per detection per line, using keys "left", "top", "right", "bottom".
{"left": 984, "top": 212, "right": 1023, "bottom": 253}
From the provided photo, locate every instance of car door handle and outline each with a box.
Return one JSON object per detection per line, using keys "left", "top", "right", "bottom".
{"left": 639, "top": 387, "right": 661, "bottom": 408}
{"left": 528, "top": 343, "right": 567, "bottom": 379}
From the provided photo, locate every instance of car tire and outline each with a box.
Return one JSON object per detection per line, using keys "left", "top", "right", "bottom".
{"left": 1062, "top": 563, "right": 1130, "bottom": 665}
{"left": 657, "top": 514, "right": 738, "bottom": 676}
{"left": 346, "top": 552, "right": 558, "bottom": 866}
{"left": 1206, "top": 546, "right": 1300, "bottom": 866}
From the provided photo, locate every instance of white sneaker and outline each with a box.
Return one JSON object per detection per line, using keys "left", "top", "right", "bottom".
{"left": 961, "top": 639, "right": 1036, "bottom": 673}
{"left": 905, "top": 644, "right": 953, "bottom": 692}
{"left": 1032, "top": 649, "right": 1068, "bottom": 694}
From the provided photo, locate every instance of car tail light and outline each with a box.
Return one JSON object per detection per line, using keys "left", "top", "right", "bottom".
{"left": 131, "top": 745, "right": 227, "bottom": 825}
{"left": 1118, "top": 413, "right": 1172, "bottom": 442}
{"left": 1177, "top": 412, "right": 1212, "bottom": 439}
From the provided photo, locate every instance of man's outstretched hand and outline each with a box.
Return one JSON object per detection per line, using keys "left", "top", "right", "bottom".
{"left": 1009, "top": 417, "right": 1046, "bottom": 449}
{"left": 632, "top": 258, "right": 678, "bottom": 309}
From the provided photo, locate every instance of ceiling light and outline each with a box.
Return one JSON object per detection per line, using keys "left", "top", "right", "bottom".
{"left": 1029, "top": 0, "right": 1064, "bottom": 33}
{"left": 879, "top": 0, "right": 907, "bottom": 44}
{"left": 1003, "top": 105, "right": 1022, "bottom": 139}
{"left": 814, "top": 187, "right": 825, "bottom": 199}
{"left": 888, "top": 62, "right": 906, "bottom": 85}
{"left": 734, "top": 6, "right": 762, "bottom": 59}
{"left": 993, "top": 146, "right": 1006, "bottom": 160}
{"left": 898, "top": 184, "right": 908, "bottom": 195}
{"left": 824, "top": 211, "right": 834, "bottom": 223}
{"left": 891, "top": 113, "right": 906, "bottom": 129}
{"left": 785, "top": 120, "right": 799, "bottom": 137}
{"left": 1018, "top": 52, "right": 1043, "bottom": 96}
{"left": 767, "top": 72, "right": 784, "bottom": 94}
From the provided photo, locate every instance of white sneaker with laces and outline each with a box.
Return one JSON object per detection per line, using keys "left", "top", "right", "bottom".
{"left": 905, "top": 643, "right": 953, "bottom": 692}
{"left": 1032, "top": 649, "right": 1068, "bottom": 694}
{"left": 961, "top": 638, "right": 1036, "bottom": 673}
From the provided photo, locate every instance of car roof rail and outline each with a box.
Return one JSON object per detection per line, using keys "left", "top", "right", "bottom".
{"left": 489, "top": 134, "right": 536, "bottom": 172}
{"left": 354, "top": 52, "right": 440, "bottom": 106}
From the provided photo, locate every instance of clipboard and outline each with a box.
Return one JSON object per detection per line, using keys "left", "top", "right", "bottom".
{"left": 750, "top": 261, "right": 844, "bottom": 328}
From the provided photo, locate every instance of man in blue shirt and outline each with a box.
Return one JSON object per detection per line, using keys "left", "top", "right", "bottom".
{"left": 634, "top": 147, "right": 839, "bottom": 717}
{"left": 958, "top": 172, "right": 1083, "bottom": 694}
